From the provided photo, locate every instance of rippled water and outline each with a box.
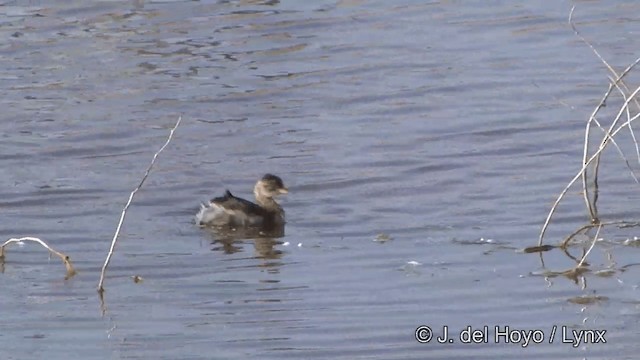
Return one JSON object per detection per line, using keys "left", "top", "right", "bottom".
{"left": 2, "top": 1, "right": 640, "bottom": 359}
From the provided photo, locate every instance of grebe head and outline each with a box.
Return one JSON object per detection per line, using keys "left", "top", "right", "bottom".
{"left": 254, "top": 174, "right": 288, "bottom": 200}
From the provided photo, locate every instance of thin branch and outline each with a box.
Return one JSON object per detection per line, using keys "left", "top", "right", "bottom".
{"left": 571, "top": 4, "right": 606, "bottom": 222}
{"left": 581, "top": 84, "right": 613, "bottom": 222}
{"left": 590, "top": 114, "right": 640, "bottom": 183}
{"left": 560, "top": 220, "right": 637, "bottom": 248}
{"left": 591, "top": 80, "right": 639, "bottom": 219}
{"left": 97, "top": 116, "right": 182, "bottom": 294}
{"left": 590, "top": 80, "right": 640, "bottom": 217}
{"left": 561, "top": 224, "right": 592, "bottom": 249}
{"left": 570, "top": 6, "right": 640, "bottom": 114}
{"left": 608, "top": 76, "right": 640, "bottom": 179}
{"left": 570, "top": 5, "right": 640, "bottom": 221}
{"left": 561, "top": 246, "right": 584, "bottom": 265}
{"left": 576, "top": 224, "right": 602, "bottom": 268}
{"left": 539, "top": 86, "right": 640, "bottom": 245}
{"left": 569, "top": 6, "right": 615, "bottom": 79}
{"left": 0, "top": 237, "right": 76, "bottom": 278}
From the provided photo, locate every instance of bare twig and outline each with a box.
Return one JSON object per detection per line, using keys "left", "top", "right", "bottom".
{"left": 534, "top": 6, "right": 640, "bottom": 281}
{"left": 0, "top": 237, "right": 76, "bottom": 279}
{"left": 580, "top": 84, "right": 612, "bottom": 222}
{"left": 539, "top": 86, "right": 640, "bottom": 245}
{"left": 561, "top": 224, "right": 593, "bottom": 248}
{"left": 571, "top": 4, "right": 607, "bottom": 222}
{"left": 569, "top": 6, "right": 640, "bottom": 103}
{"left": 576, "top": 224, "right": 602, "bottom": 268}
{"left": 608, "top": 77, "right": 640, "bottom": 179}
{"left": 561, "top": 246, "right": 584, "bottom": 265}
{"left": 569, "top": 5, "right": 640, "bottom": 114}
{"left": 590, "top": 114, "right": 640, "bottom": 182}
{"left": 584, "top": 81, "right": 637, "bottom": 217}
{"left": 589, "top": 79, "right": 640, "bottom": 218}
{"left": 569, "top": 6, "right": 615, "bottom": 80}
{"left": 560, "top": 220, "right": 636, "bottom": 248}
{"left": 548, "top": 221, "right": 600, "bottom": 289}
{"left": 97, "top": 116, "right": 182, "bottom": 294}
{"left": 570, "top": 5, "right": 640, "bottom": 221}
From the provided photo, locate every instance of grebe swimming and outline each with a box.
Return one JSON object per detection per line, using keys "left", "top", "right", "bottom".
{"left": 196, "top": 174, "right": 288, "bottom": 228}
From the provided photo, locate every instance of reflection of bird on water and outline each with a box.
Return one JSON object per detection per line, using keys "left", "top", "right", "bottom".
{"left": 209, "top": 235, "right": 284, "bottom": 260}
{"left": 196, "top": 174, "right": 288, "bottom": 229}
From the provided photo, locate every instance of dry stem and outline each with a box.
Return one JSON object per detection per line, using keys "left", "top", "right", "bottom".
{"left": 576, "top": 223, "right": 602, "bottom": 268}
{"left": 560, "top": 221, "right": 636, "bottom": 248}
{"left": 97, "top": 116, "right": 182, "bottom": 294}
{"left": 570, "top": 5, "right": 640, "bottom": 223}
{"left": 0, "top": 237, "right": 76, "bottom": 279}
{"left": 539, "top": 85, "right": 640, "bottom": 245}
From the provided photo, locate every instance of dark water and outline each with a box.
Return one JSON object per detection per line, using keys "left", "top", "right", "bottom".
{"left": 2, "top": 0, "right": 640, "bottom": 359}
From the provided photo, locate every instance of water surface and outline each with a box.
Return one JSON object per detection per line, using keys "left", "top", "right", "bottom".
{"left": 1, "top": 1, "right": 640, "bottom": 359}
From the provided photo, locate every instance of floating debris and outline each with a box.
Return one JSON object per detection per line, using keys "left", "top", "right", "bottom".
{"left": 0, "top": 237, "right": 76, "bottom": 279}
{"left": 521, "top": 245, "right": 556, "bottom": 253}
{"left": 593, "top": 269, "right": 616, "bottom": 277}
{"left": 567, "top": 295, "right": 608, "bottom": 305}
{"left": 374, "top": 233, "right": 393, "bottom": 243}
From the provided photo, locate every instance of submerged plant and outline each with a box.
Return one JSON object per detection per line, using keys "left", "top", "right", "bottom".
{"left": 532, "top": 7, "right": 640, "bottom": 285}
{"left": 0, "top": 237, "right": 76, "bottom": 279}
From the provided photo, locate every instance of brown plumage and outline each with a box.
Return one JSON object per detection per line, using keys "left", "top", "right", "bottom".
{"left": 196, "top": 174, "right": 288, "bottom": 228}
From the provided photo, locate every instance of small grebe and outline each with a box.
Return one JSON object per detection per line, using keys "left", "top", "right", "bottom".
{"left": 196, "top": 174, "right": 288, "bottom": 228}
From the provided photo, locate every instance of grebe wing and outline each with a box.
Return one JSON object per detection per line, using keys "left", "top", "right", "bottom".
{"left": 211, "top": 190, "right": 265, "bottom": 216}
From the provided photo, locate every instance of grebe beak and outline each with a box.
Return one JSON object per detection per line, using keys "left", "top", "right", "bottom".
{"left": 278, "top": 187, "right": 289, "bottom": 194}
